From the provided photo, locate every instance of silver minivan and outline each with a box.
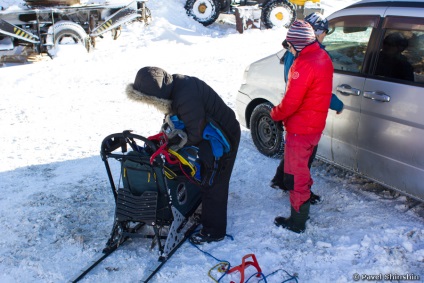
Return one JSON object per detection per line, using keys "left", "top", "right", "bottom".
{"left": 236, "top": 0, "right": 424, "bottom": 201}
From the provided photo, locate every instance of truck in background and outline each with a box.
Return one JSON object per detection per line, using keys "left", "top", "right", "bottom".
{"left": 0, "top": 0, "right": 151, "bottom": 60}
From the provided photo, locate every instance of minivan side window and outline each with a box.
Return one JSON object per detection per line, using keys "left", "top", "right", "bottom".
{"left": 325, "top": 16, "right": 379, "bottom": 74}
{"left": 373, "top": 16, "right": 424, "bottom": 85}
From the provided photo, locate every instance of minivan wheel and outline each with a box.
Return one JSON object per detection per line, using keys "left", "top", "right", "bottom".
{"left": 250, "top": 103, "right": 285, "bottom": 158}
{"left": 261, "top": 0, "right": 296, "bottom": 29}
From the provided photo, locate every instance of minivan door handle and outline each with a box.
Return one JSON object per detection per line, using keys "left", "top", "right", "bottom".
{"left": 363, "top": 91, "right": 391, "bottom": 102}
{"left": 336, "top": 84, "right": 361, "bottom": 96}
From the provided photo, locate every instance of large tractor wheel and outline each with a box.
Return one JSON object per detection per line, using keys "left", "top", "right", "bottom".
{"left": 185, "top": 0, "right": 221, "bottom": 26}
{"left": 46, "top": 21, "right": 90, "bottom": 56}
{"left": 261, "top": 0, "right": 296, "bottom": 29}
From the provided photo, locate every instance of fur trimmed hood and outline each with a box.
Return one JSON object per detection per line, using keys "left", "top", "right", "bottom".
{"left": 126, "top": 66, "right": 175, "bottom": 114}
{"left": 126, "top": 84, "right": 172, "bottom": 114}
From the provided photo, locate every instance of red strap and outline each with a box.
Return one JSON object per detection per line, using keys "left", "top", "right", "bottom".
{"left": 148, "top": 132, "right": 166, "bottom": 143}
{"left": 149, "top": 142, "right": 181, "bottom": 165}
{"left": 148, "top": 132, "right": 199, "bottom": 185}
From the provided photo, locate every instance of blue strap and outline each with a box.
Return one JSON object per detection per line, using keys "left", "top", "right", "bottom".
{"left": 170, "top": 115, "right": 185, "bottom": 130}
{"left": 202, "top": 122, "right": 231, "bottom": 158}
{"left": 169, "top": 116, "right": 231, "bottom": 159}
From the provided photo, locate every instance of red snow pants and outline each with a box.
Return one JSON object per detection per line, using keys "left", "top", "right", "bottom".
{"left": 284, "top": 132, "right": 322, "bottom": 212}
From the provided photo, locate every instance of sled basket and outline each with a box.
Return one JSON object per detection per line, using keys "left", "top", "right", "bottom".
{"left": 100, "top": 131, "right": 202, "bottom": 260}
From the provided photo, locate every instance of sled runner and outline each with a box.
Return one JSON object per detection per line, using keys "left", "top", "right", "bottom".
{"left": 100, "top": 130, "right": 202, "bottom": 262}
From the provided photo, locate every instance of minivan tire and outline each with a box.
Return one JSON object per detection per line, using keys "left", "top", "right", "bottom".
{"left": 250, "top": 102, "right": 285, "bottom": 158}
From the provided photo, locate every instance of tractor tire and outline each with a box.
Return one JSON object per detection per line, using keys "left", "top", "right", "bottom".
{"left": 46, "top": 21, "right": 90, "bottom": 56}
{"left": 185, "top": 0, "right": 221, "bottom": 26}
{"left": 250, "top": 102, "right": 285, "bottom": 158}
{"left": 261, "top": 0, "right": 296, "bottom": 29}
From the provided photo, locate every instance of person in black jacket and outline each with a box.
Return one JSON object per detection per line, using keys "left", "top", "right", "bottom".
{"left": 126, "top": 66, "right": 240, "bottom": 245}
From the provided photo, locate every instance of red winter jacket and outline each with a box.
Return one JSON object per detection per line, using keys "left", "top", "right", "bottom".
{"left": 270, "top": 42, "right": 333, "bottom": 135}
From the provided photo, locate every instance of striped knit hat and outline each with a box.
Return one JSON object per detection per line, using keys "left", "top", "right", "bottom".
{"left": 285, "top": 20, "right": 316, "bottom": 53}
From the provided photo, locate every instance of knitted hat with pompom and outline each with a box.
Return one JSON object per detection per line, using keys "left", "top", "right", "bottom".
{"left": 285, "top": 20, "right": 316, "bottom": 53}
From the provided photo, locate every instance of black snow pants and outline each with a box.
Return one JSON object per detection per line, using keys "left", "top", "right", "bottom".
{"left": 200, "top": 123, "right": 240, "bottom": 238}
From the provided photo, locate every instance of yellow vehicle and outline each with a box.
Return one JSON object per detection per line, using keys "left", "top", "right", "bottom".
{"left": 185, "top": 0, "right": 323, "bottom": 28}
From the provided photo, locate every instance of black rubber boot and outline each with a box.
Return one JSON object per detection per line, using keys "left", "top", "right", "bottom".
{"left": 274, "top": 201, "right": 310, "bottom": 233}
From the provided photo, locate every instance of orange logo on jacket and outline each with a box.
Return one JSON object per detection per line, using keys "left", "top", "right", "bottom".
{"left": 292, "top": 71, "right": 300, "bottom": 79}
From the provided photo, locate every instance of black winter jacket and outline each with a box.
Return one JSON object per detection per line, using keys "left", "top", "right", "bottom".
{"left": 126, "top": 67, "right": 239, "bottom": 147}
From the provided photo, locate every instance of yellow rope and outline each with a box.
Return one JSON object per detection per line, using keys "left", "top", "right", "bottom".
{"left": 168, "top": 148, "right": 196, "bottom": 177}
{"left": 208, "top": 262, "right": 229, "bottom": 282}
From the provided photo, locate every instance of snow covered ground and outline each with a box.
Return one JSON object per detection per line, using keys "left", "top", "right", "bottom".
{"left": 0, "top": 0, "right": 423, "bottom": 282}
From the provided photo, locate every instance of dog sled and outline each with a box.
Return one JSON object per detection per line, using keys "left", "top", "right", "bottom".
{"left": 73, "top": 130, "right": 203, "bottom": 282}
{"left": 100, "top": 130, "right": 202, "bottom": 253}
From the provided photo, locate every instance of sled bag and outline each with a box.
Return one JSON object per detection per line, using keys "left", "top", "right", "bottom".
{"left": 121, "top": 151, "right": 160, "bottom": 196}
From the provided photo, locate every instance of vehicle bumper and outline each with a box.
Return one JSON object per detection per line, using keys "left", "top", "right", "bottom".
{"left": 236, "top": 90, "right": 251, "bottom": 129}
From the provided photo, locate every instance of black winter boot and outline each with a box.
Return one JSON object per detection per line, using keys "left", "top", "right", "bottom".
{"left": 189, "top": 230, "right": 224, "bottom": 245}
{"left": 274, "top": 201, "right": 310, "bottom": 233}
{"left": 309, "top": 191, "right": 321, "bottom": 205}
{"left": 269, "top": 177, "right": 287, "bottom": 191}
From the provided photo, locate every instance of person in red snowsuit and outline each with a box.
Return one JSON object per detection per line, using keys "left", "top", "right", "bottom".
{"left": 270, "top": 20, "right": 333, "bottom": 233}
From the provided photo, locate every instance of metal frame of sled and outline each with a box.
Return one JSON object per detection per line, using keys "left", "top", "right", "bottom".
{"left": 100, "top": 131, "right": 202, "bottom": 263}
